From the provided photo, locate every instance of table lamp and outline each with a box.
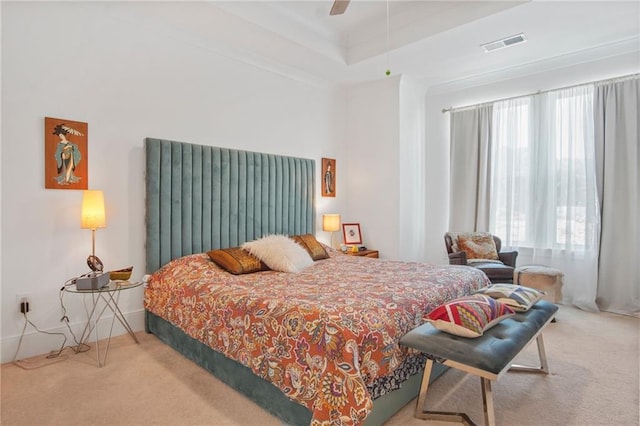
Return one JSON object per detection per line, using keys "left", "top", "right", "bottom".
{"left": 81, "top": 190, "right": 106, "bottom": 271}
{"left": 322, "top": 214, "right": 341, "bottom": 249}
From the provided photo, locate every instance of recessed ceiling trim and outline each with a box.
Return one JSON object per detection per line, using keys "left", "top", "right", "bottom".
{"left": 482, "top": 33, "right": 527, "bottom": 53}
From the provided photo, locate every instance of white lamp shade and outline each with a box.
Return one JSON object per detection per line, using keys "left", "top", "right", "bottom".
{"left": 322, "top": 214, "right": 341, "bottom": 232}
{"left": 81, "top": 190, "right": 106, "bottom": 229}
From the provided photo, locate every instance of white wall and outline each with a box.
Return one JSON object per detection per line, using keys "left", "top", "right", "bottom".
{"left": 423, "top": 51, "right": 640, "bottom": 264}
{"left": 342, "top": 74, "right": 427, "bottom": 262}
{"left": 0, "top": 2, "right": 347, "bottom": 362}
{"left": 399, "top": 76, "right": 428, "bottom": 261}
{"left": 345, "top": 76, "right": 401, "bottom": 259}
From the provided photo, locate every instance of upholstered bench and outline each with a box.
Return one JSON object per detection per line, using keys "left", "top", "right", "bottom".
{"left": 400, "top": 300, "right": 558, "bottom": 425}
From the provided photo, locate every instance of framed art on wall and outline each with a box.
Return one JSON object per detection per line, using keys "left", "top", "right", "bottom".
{"left": 44, "top": 117, "right": 88, "bottom": 190}
{"left": 342, "top": 223, "right": 362, "bottom": 245}
{"left": 321, "top": 157, "right": 336, "bottom": 197}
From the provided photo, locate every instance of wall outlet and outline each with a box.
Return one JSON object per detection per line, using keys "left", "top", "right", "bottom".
{"left": 16, "top": 293, "right": 31, "bottom": 314}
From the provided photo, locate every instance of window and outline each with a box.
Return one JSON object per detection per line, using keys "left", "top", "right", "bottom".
{"left": 490, "top": 86, "right": 598, "bottom": 252}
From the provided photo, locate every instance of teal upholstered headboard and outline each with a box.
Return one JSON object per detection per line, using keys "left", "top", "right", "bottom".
{"left": 145, "top": 138, "right": 316, "bottom": 273}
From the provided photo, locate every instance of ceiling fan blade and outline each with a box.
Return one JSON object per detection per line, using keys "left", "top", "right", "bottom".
{"left": 330, "top": 0, "right": 350, "bottom": 16}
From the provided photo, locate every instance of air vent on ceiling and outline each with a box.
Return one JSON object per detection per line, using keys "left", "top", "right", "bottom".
{"left": 481, "top": 33, "right": 527, "bottom": 53}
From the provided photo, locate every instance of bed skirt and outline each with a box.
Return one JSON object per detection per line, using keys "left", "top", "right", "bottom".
{"left": 145, "top": 310, "right": 447, "bottom": 425}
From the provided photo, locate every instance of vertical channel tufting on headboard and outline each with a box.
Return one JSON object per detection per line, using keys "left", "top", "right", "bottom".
{"left": 145, "top": 138, "right": 316, "bottom": 273}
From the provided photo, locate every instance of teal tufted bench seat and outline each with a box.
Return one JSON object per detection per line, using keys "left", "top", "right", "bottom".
{"left": 400, "top": 300, "right": 558, "bottom": 425}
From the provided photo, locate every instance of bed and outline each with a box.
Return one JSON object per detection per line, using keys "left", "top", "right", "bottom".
{"left": 143, "top": 138, "right": 490, "bottom": 425}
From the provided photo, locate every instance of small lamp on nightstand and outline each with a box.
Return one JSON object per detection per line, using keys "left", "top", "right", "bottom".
{"left": 322, "top": 214, "right": 341, "bottom": 249}
{"left": 81, "top": 190, "right": 106, "bottom": 271}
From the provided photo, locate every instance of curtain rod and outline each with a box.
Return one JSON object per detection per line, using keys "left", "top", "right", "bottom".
{"left": 442, "top": 72, "right": 639, "bottom": 114}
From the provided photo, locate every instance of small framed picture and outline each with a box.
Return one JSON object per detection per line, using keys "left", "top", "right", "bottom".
{"left": 321, "top": 157, "right": 336, "bottom": 197}
{"left": 342, "top": 223, "right": 362, "bottom": 245}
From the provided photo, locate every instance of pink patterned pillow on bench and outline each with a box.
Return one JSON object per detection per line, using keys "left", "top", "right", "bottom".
{"left": 425, "top": 294, "right": 515, "bottom": 338}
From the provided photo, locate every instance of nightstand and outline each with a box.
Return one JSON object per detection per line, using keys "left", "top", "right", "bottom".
{"left": 64, "top": 280, "right": 142, "bottom": 367}
{"left": 346, "top": 249, "right": 379, "bottom": 258}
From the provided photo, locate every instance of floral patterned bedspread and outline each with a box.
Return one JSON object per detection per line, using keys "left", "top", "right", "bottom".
{"left": 144, "top": 250, "right": 490, "bottom": 425}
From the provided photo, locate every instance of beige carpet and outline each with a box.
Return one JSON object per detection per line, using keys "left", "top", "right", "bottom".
{"left": 1, "top": 305, "right": 638, "bottom": 426}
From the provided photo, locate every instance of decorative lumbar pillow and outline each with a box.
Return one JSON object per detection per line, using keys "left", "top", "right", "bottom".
{"left": 474, "top": 283, "right": 545, "bottom": 312}
{"left": 242, "top": 235, "right": 314, "bottom": 273}
{"left": 207, "top": 247, "right": 269, "bottom": 275}
{"left": 467, "top": 259, "right": 503, "bottom": 264}
{"left": 425, "top": 294, "right": 515, "bottom": 338}
{"left": 456, "top": 232, "right": 500, "bottom": 261}
{"left": 290, "top": 234, "right": 329, "bottom": 261}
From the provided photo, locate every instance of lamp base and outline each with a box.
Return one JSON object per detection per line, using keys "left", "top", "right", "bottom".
{"left": 330, "top": 232, "right": 339, "bottom": 249}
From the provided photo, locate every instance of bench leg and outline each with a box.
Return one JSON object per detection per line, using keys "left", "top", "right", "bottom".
{"left": 509, "top": 334, "right": 549, "bottom": 374}
{"left": 413, "top": 332, "right": 550, "bottom": 426}
{"left": 481, "top": 378, "right": 496, "bottom": 426}
{"left": 414, "top": 359, "right": 476, "bottom": 425}
{"left": 414, "top": 358, "right": 433, "bottom": 419}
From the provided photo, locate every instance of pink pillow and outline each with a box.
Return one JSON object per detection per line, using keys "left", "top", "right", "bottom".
{"left": 425, "top": 294, "right": 515, "bottom": 338}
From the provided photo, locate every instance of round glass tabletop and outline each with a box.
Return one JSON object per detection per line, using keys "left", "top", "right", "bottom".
{"left": 64, "top": 280, "right": 143, "bottom": 294}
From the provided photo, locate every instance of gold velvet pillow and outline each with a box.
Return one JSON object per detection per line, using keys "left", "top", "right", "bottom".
{"left": 290, "top": 234, "right": 329, "bottom": 261}
{"left": 457, "top": 232, "right": 499, "bottom": 260}
{"left": 207, "top": 247, "right": 270, "bottom": 275}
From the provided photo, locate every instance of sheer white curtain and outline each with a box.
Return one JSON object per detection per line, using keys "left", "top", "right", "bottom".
{"left": 490, "top": 86, "right": 600, "bottom": 311}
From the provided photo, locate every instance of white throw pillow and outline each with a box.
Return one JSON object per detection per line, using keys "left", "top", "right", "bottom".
{"left": 242, "top": 235, "right": 314, "bottom": 273}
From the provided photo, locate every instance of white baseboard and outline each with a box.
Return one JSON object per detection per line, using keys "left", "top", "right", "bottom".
{"left": 1, "top": 309, "right": 146, "bottom": 364}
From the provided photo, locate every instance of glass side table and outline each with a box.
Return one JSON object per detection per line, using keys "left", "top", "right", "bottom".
{"left": 64, "top": 280, "right": 143, "bottom": 367}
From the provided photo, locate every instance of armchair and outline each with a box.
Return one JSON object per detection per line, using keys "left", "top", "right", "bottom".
{"left": 444, "top": 232, "right": 518, "bottom": 283}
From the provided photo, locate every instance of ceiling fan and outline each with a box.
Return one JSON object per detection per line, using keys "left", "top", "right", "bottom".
{"left": 329, "top": 0, "right": 393, "bottom": 76}
{"left": 330, "top": 0, "right": 350, "bottom": 16}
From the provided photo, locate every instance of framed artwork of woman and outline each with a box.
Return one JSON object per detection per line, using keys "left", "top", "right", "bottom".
{"left": 44, "top": 117, "right": 88, "bottom": 190}
{"left": 321, "top": 157, "right": 336, "bottom": 197}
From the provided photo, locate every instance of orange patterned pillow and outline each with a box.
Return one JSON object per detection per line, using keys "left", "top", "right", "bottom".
{"left": 207, "top": 247, "right": 269, "bottom": 275}
{"left": 457, "top": 232, "right": 499, "bottom": 260}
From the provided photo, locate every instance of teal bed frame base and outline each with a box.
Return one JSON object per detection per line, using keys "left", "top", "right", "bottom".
{"left": 145, "top": 310, "right": 447, "bottom": 426}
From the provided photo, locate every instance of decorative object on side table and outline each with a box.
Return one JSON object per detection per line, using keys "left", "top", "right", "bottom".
{"left": 110, "top": 266, "right": 133, "bottom": 281}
